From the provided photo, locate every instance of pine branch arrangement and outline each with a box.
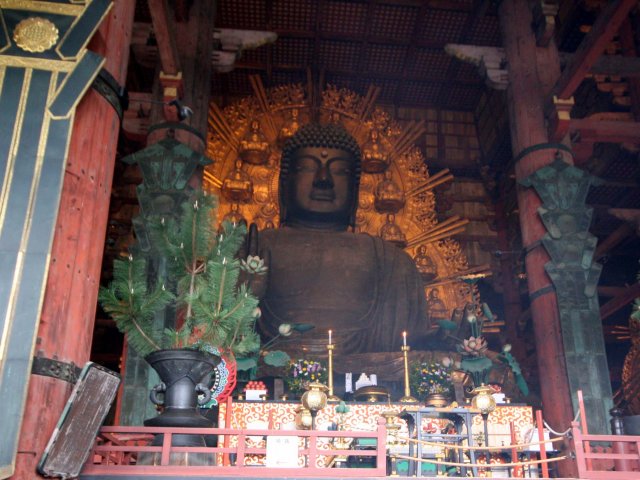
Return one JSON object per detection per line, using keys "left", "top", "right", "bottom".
{"left": 98, "top": 256, "right": 174, "bottom": 356}
{"left": 99, "top": 191, "right": 262, "bottom": 358}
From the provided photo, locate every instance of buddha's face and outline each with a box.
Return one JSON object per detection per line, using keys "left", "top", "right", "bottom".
{"left": 286, "top": 146, "right": 356, "bottom": 227}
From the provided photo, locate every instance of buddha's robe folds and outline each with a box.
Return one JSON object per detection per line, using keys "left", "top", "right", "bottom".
{"left": 257, "top": 227, "right": 429, "bottom": 355}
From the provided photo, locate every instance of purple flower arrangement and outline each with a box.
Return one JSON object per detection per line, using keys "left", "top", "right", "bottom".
{"left": 410, "top": 360, "right": 453, "bottom": 398}
{"left": 286, "top": 359, "right": 327, "bottom": 394}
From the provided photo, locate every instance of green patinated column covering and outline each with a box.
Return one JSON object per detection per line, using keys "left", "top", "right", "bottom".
{"left": 521, "top": 154, "right": 613, "bottom": 434}
{"left": 0, "top": 2, "right": 111, "bottom": 476}
{"left": 119, "top": 138, "right": 210, "bottom": 425}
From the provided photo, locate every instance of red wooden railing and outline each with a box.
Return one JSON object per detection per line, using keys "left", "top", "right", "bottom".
{"left": 82, "top": 419, "right": 387, "bottom": 477}
{"left": 570, "top": 390, "right": 640, "bottom": 479}
{"left": 572, "top": 422, "right": 640, "bottom": 479}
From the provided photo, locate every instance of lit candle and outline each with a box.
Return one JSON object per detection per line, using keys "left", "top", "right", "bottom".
{"left": 328, "top": 329, "right": 332, "bottom": 345}
{"left": 402, "top": 331, "right": 407, "bottom": 347}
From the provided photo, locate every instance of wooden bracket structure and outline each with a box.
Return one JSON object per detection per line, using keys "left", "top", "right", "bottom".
{"left": 547, "top": 95, "right": 574, "bottom": 142}
{"left": 532, "top": 1, "right": 559, "bottom": 47}
{"left": 148, "top": 0, "right": 184, "bottom": 122}
{"left": 553, "top": 0, "right": 637, "bottom": 100}
{"left": 159, "top": 71, "right": 183, "bottom": 121}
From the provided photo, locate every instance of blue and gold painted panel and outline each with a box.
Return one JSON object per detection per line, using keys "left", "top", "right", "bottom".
{"left": 0, "top": 1, "right": 111, "bottom": 476}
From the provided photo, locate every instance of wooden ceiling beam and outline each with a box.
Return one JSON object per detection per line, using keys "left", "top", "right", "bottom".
{"left": 232, "top": 63, "right": 482, "bottom": 87}
{"left": 147, "top": 0, "right": 181, "bottom": 75}
{"left": 393, "top": 2, "right": 429, "bottom": 106}
{"left": 598, "top": 285, "right": 632, "bottom": 297}
{"left": 553, "top": 0, "right": 637, "bottom": 99}
{"left": 600, "top": 281, "right": 640, "bottom": 320}
{"left": 619, "top": 19, "right": 640, "bottom": 120}
{"left": 434, "top": 0, "right": 487, "bottom": 103}
{"left": 587, "top": 54, "right": 640, "bottom": 78}
{"left": 594, "top": 222, "right": 635, "bottom": 260}
{"left": 355, "top": 0, "right": 376, "bottom": 80}
{"left": 569, "top": 118, "right": 640, "bottom": 144}
{"left": 265, "top": 0, "right": 273, "bottom": 82}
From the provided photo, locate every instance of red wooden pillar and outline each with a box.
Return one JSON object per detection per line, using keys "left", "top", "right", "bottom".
{"left": 12, "top": 2, "right": 134, "bottom": 479}
{"left": 498, "top": 0, "right": 577, "bottom": 477}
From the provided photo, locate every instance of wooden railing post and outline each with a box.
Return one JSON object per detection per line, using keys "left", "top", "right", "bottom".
{"left": 376, "top": 417, "right": 387, "bottom": 476}
{"left": 610, "top": 407, "right": 634, "bottom": 472}
{"left": 236, "top": 432, "right": 246, "bottom": 468}
{"left": 577, "top": 389, "right": 593, "bottom": 471}
{"left": 571, "top": 422, "right": 587, "bottom": 478}
{"left": 160, "top": 432, "right": 171, "bottom": 466}
{"left": 536, "top": 409, "right": 549, "bottom": 478}
{"left": 309, "top": 432, "right": 318, "bottom": 470}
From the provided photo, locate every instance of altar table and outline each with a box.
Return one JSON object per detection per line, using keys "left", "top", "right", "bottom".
{"left": 218, "top": 400, "right": 533, "bottom": 467}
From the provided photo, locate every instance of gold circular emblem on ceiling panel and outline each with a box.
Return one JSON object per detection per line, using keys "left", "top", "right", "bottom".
{"left": 13, "top": 17, "right": 59, "bottom": 53}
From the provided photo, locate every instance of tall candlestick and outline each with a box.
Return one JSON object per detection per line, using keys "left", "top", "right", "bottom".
{"left": 402, "top": 331, "right": 407, "bottom": 347}
{"left": 399, "top": 344, "right": 418, "bottom": 403}
{"left": 327, "top": 343, "right": 340, "bottom": 401}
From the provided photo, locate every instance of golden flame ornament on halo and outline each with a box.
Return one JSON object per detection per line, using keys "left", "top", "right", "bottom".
{"left": 13, "top": 17, "right": 59, "bottom": 53}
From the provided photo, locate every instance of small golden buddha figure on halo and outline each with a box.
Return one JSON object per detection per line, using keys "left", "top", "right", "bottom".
{"left": 361, "top": 128, "right": 390, "bottom": 173}
{"left": 223, "top": 203, "right": 247, "bottom": 227}
{"left": 328, "top": 111, "right": 342, "bottom": 124}
{"left": 277, "top": 108, "right": 300, "bottom": 148}
{"left": 239, "top": 119, "right": 270, "bottom": 165}
{"left": 374, "top": 170, "right": 405, "bottom": 213}
{"left": 222, "top": 160, "right": 253, "bottom": 203}
{"left": 414, "top": 245, "right": 438, "bottom": 282}
{"left": 380, "top": 213, "right": 407, "bottom": 248}
{"left": 426, "top": 288, "right": 449, "bottom": 322}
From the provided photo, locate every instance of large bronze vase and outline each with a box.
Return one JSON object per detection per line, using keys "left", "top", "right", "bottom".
{"left": 142, "top": 348, "right": 220, "bottom": 464}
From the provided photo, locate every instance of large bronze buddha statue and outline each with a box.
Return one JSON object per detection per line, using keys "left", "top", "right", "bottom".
{"left": 248, "top": 123, "right": 429, "bottom": 355}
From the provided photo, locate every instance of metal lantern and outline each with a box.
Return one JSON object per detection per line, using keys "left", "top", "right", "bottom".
{"left": 472, "top": 384, "right": 497, "bottom": 414}
{"left": 472, "top": 384, "right": 497, "bottom": 446}
{"left": 294, "top": 406, "right": 312, "bottom": 430}
{"left": 301, "top": 382, "right": 328, "bottom": 429}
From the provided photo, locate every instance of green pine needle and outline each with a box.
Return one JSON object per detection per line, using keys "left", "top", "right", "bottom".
{"left": 100, "top": 191, "right": 262, "bottom": 359}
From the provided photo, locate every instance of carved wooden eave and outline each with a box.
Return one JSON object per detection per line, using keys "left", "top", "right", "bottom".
{"left": 446, "top": 44, "right": 640, "bottom": 93}
{"left": 213, "top": 29, "right": 277, "bottom": 73}
{"left": 444, "top": 44, "right": 508, "bottom": 90}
